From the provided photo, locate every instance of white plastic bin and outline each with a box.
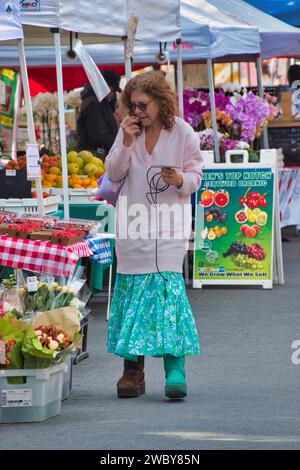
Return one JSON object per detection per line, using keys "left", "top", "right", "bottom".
{"left": 51, "top": 188, "right": 98, "bottom": 204}
{"left": 62, "top": 355, "right": 73, "bottom": 401}
{"left": 0, "top": 195, "right": 60, "bottom": 215}
{"left": 0, "top": 363, "right": 65, "bottom": 423}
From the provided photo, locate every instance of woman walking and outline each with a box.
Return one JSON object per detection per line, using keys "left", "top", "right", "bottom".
{"left": 105, "top": 71, "right": 203, "bottom": 399}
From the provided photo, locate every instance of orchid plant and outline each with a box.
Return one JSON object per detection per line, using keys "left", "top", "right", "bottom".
{"left": 184, "top": 84, "right": 280, "bottom": 159}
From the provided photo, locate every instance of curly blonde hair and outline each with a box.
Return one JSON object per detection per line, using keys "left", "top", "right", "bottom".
{"left": 121, "top": 71, "right": 177, "bottom": 131}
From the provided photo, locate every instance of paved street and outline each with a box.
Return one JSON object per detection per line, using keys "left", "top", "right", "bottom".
{"left": 1, "top": 228, "right": 300, "bottom": 450}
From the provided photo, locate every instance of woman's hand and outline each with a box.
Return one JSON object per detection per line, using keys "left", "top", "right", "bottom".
{"left": 161, "top": 168, "right": 183, "bottom": 188}
{"left": 121, "top": 116, "right": 142, "bottom": 147}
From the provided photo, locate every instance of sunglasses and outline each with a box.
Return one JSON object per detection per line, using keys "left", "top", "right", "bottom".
{"left": 128, "top": 98, "right": 154, "bottom": 113}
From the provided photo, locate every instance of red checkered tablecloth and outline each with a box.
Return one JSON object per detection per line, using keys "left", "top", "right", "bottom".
{"left": 0, "top": 236, "right": 93, "bottom": 277}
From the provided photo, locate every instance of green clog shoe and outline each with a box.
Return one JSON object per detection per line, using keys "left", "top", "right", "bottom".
{"left": 163, "top": 355, "right": 187, "bottom": 399}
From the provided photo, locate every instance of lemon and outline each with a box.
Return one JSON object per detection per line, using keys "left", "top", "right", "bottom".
{"left": 252, "top": 208, "right": 261, "bottom": 215}
{"left": 248, "top": 214, "right": 257, "bottom": 223}
{"left": 256, "top": 211, "right": 268, "bottom": 226}
{"left": 246, "top": 209, "right": 252, "bottom": 216}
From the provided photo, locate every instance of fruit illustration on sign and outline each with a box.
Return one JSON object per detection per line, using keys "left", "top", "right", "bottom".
{"left": 235, "top": 210, "right": 248, "bottom": 223}
{"left": 214, "top": 190, "right": 229, "bottom": 208}
{"left": 238, "top": 188, "right": 268, "bottom": 209}
{"left": 200, "top": 189, "right": 215, "bottom": 207}
{"left": 205, "top": 208, "right": 228, "bottom": 223}
{"left": 256, "top": 211, "right": 268, "bottom": 226}
{"left": 207, "top": 231, "right": 216, "bottom": 240}
{"left": 240, "top": 224, "right": 260, "bottom": 236}
{"left": 223, "top": 241, "right": 266, "bottom": 269}
{"left": 244, "top": 226, "right": 257, "bottom": 238}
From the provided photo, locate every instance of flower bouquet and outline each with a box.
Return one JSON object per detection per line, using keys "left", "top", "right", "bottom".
{"left": 0, "top": 315, "right": 28, "bottom": 383}
{"left": 22, "top": 306, "right": 81, "bottom": 368}
{"left": 1, "top": 275, "right": 24, "bottom": 320}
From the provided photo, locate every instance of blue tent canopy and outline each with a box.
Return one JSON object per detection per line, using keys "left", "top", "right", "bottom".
{"left": 246, "top": 1, "right": 300, "bottom": 26}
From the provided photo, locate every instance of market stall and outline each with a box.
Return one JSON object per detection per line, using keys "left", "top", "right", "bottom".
{"left": 0, "top": 0, "right": 45, "bottom": 216}
{"left": 17, "top": 0, "right": 182, "bottom": 217}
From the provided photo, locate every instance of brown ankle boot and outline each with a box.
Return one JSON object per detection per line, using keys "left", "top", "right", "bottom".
{"left": 117, "top": 356, "right": 145, "bottom": 398}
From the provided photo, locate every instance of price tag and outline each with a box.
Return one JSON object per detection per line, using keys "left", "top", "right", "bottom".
{"left": 5, "top": 169, "right": 16, "bottom": 176}
{"left": 27, "top": 166, "right": 41, "bottom": 179}
{"left": 1, "top": 389, "right": 32, "bottom": 408}
{"left": 26, "top": 143, "right": 40, "bottom": 166}
{"left": 27, "top": 276, "right": 38, "bottom": 293}
{"left": 26, "top": 143, "right": 41, "bottom": 179}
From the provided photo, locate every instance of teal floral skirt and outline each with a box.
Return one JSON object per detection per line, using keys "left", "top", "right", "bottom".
{"left": 107, "top": 272, "right": 201, "bottom": 361}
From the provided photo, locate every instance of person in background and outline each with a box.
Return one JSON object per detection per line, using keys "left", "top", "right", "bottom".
{"left": 262, "top": 62, "right": 273, "bottom": 86}
{"left": 106, "top": 71, "right": 203, "bottom": 400}
{"left": 287, "top": 64, "right": 300, "bottom": 87}
{"left": 76, "top": 70, "right": 121, "bottom": 159}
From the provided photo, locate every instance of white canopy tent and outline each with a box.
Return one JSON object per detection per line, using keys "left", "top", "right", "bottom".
{"left": 1, "top": 0, "right": 262, "bottom": 164}
{"left": 208, "top": 0, "right": 300, "bottom": 59}
{"left": 0, "top": 0, "right": 261, "bottom": 66}
{"left": 0, "top": 0, "right": 44, "bottom": 215}
{"left": 15, "top": 0, "right": 182, "bottom": 218}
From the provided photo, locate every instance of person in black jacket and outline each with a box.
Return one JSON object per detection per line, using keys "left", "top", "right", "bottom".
{"left": 76, "top": 70, "right": 121, "bottom": 158}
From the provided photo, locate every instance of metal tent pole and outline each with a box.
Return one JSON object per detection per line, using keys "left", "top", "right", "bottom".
{"left": 256, "top": 54, "right": 269, "bottom": 149}
{"left": 17, "top": 39, "right": 44, "bottom": 216}
{"left": 207, "top": 58, "right": 220, "bottom": 163}
{"left": 53, "top": 29, "right": 70, "bottom": 219}
{"left": 176, "top": 39, "right": 184, "bottom": 117}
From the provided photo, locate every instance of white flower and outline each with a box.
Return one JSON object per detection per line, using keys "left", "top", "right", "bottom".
{"left": 56, "top": 334, "right": 65, "bottom": 344}
{"left": 4, "top": 302, "right": 12, "bottom": 311}
{"left": 198, "top": 129, "right": 223, "bottom": 139}
{"left": 236, "top": 141, "right": 250, "bottom": 150}
{"left": 70, "top": 298, "right": 84, "bottom": 309}
{"left": 32, "top": 92, "right": 58, "bottom": 116}
{"left": 222, "top": 82, "right": 247, "bottom": 94}
{"left": 64, "top": 90, "right": 82, "bottom": 109}
{"left": 49, "top": 340, "right": 59, "bottom": 350}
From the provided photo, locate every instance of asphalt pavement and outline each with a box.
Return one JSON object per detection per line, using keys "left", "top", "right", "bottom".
{"left": 1, "top": 228, "right": 300, "bottom": 450}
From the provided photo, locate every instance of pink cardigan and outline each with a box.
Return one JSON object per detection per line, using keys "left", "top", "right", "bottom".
{"left": 105, "top": 117, "right": 203, "bottom": 274}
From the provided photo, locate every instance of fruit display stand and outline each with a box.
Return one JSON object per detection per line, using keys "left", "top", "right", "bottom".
{"left": 0, "top": 236, "right": 93, "bottom": 278}
{"left": 51, "top": 188, "right": 98, "bottom": 204}
{"left": 57, "top": 202, "right": 116, "bottom": 292}
{"left": 193, "top": 149, "right": 282, "bottom": 289}
{"left": 0, "top": 195, "right": 60, "bottom": 216}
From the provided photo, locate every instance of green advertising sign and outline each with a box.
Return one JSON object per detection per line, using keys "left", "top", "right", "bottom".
{"left": 0, "top": 68, "right": 19, "bottom": 154}
{"left": 193, "top": 166, "right": 275, "bottom": 288}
